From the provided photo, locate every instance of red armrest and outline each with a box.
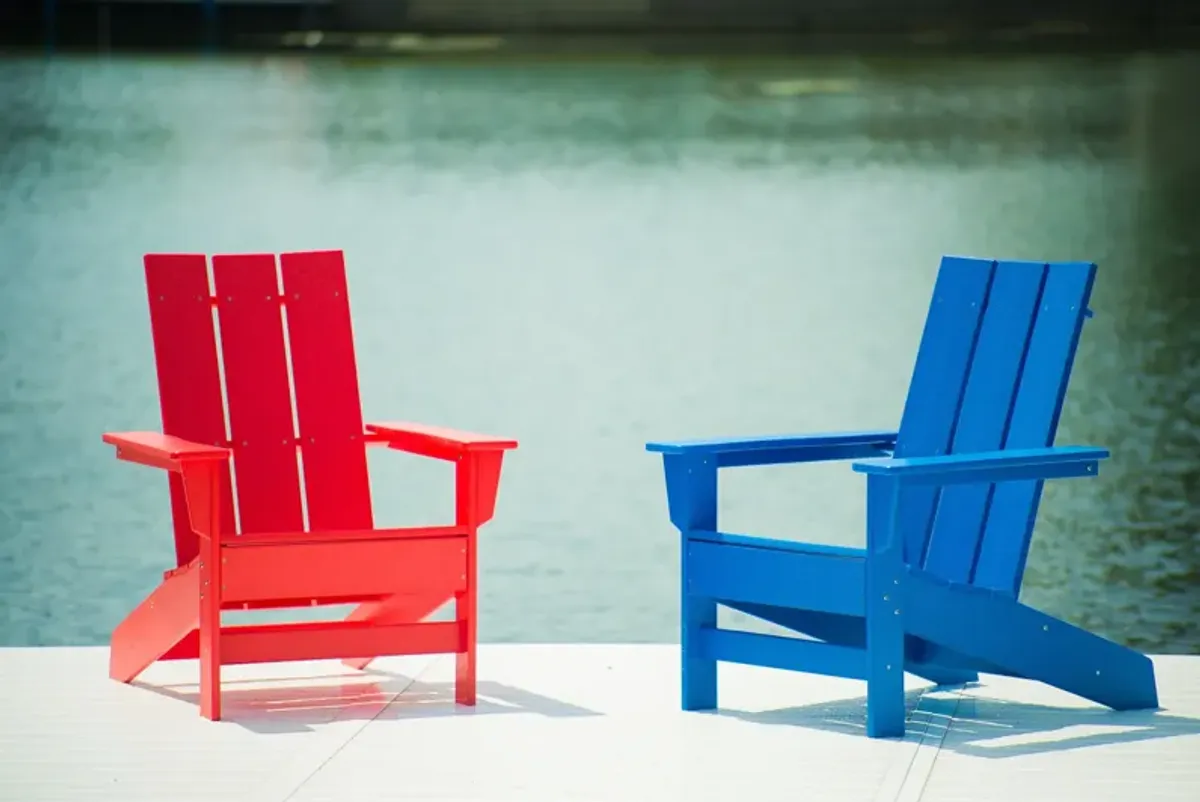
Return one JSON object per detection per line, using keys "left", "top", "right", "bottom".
{"left": 103, "top": 432, "right": 231, "bottom": 472}
{"left": 365, "top": 422, "right": 518, "bottom": 461}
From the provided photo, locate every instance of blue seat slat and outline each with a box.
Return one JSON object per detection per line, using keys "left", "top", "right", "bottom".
{"left": 922, "top": 261, "right": 1047, "bottom": 583}
{"left": 688, "top": 530, "right": 864, "bottom": 560}
{"left": 891, "top": 256, "right": 995, "bottom": 565}
{"left": 686, "top": 540, "right": 866, "bottom": 617}
{"left": 645, "top": 429, "right": 897, "bottom": 456}
{"left": 972, "top": 262, "right": 1097, "bottom": 593}
{"left": 697, "top": 628, "right": 868, "bottom": 680}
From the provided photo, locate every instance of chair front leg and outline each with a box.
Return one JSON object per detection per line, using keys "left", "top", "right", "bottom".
{"left": 865, "top": 474, "right": 906, "bottom": 738}
{"left": 664, "top": 453, "right": 719, "bottom": 711}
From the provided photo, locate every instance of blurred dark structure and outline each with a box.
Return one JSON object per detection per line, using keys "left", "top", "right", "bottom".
{"left": 3, "top": 0, "right": 1200, "bottom": 52}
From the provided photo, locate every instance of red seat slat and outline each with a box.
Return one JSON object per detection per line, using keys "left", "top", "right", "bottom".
{"left": 280, "top": 250, "right": 374, "bottom": 532}
{"left": 144, "top": 254, "right": 236, "bottom": 562}
{"left": 211, "top": 254, "right": 304, "bottom": 534}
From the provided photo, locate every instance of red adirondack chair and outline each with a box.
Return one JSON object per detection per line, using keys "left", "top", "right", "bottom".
{"left": 103, "top": 250, "right": 517, "bottom": 720}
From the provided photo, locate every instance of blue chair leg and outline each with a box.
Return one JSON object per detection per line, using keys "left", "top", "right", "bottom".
{"left": 866, "top": 474, "right": 907, "bottom": 738}
{"left": 866, "top": 642, "right": 907, "bottom": 737}
{"left": 682, "top": 595, "right": 718, "bottom": 710}
{"left": 866, "top": 627, "right": 907, "bottom": 738}
{"left": 666, "top": 453, "right": 720, "bottom": 711}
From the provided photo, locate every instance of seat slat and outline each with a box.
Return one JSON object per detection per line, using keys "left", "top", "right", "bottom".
{"left": 222, "top": 536, "right": 468, "bottom": 604}
{"left": 144, "top": 254, "right": 236, "bottom": 563}
{"left": 280, "top": 250, "right": 373, "bottom": 532}
{"left": 687, "top": 540, "right": 866, "bottom": 617}
{"left": 923, "top": 261, "right": 1047, "bottom": 583}
{"left": 212, "top": 254, "right": 304, "bottom": 534}
{"left": 221, "top": 620, "right": 463, "bottom": 665}
{"left": 697, "top": 627, "right": 868, "bottom": 680}
{"left": 973, "top": 262, "right": 1097, "bottom": 593}
{"left": 892, "top": 256, "right": 995, "bottom": 564}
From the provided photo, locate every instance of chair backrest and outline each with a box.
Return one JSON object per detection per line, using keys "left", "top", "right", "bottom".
{"left": 144, "top": 251, "right": 374, "bottom": 565}
{"left": 893, "top": 257, "right": 1096, "bottom": 596}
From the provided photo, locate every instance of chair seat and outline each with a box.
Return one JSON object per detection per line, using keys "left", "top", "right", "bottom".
{"left": 687, "top": 530, "right": 866, "bottom": 560}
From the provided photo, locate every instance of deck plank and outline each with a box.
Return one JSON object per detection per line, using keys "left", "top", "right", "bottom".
{"left": 0, "top": 645, "right": 1196, "bottom": 801}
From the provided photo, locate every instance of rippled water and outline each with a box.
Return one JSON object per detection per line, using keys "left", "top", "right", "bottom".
{"left": 0, "top": 50, "right": 1196, "bottom": 651}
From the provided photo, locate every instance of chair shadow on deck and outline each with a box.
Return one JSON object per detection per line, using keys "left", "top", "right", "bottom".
{"left": 714, "top": 684, "right": 1200, "bottom": 758}
{"left": 135, "top": 667, "right": 600, "bottom": 735}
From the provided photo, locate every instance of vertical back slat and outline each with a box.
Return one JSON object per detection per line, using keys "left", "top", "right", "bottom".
{"left": 922, "top": 261, "right": 1047, "bottom": 583}
{"left": 280, "top": 250, "right": 374, "bottom": 532}
{"left": 892, "top": 257, "right": 995, "bottom": 564}
{"left": 972, "top": 262, "right": 1097, "bottom": 594}
{"left": 212, "top": 254, "right": 305, "bottom": 534}
{"left": 144, "top": 254, "right": 236, "bottom": 565}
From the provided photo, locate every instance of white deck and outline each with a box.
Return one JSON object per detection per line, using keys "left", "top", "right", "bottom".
{"left": 1, "top": 645, "right": 1198, "bottom": 802}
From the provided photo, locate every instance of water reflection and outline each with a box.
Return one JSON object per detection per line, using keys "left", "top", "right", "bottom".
{"left": 306, "top": 56, "right": 1141, "bottom": 168}
{"left": 1029, "top": 53, "right": 1200, "bottom": 650}
{"left": 0, "top": 50, "right": 1195, "bottom": 650}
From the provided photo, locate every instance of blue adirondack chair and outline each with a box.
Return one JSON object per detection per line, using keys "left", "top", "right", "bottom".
{"left": 646, "top": 256, "right": 1159, "bottom": 738}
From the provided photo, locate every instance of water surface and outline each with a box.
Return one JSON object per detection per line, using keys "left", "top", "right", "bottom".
{"left": 0, "top": 50, "right": 1197, "bottom": 650}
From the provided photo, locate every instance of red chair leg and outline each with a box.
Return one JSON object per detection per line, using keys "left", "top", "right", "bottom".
{"left": 453, "top": 457, "right": 484, "bottom": 706}
{"left": 455, "top": 585, "right": 477, "bottom": 706}
{"left": 198, "top": 540, "right": 222, "bottom": 720}
{"left": 110, "top": 563, "right": 200, "bottom": 684}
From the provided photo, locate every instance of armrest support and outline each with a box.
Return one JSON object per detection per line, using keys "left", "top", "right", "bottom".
{"left": 103, "top": 432, "right": 229, "bottom": 540}
{"left": 852, "top": 445, "right": 1108, "bottom": 487}
{"left": 366, "top": 422, "right": 518, "bottom": 527}
{"left": 103, "top": 432, "right": 231, "bottom": 473}
{"left": 365, "top": 421, "right": 518, "bottom": 462}
{"left": 646, "top": 430, "right": 897, "bottom": 468}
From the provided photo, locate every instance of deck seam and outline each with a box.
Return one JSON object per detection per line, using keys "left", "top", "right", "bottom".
{"left": 894, "top": 688, "right": 963, "bottom": 802}
{"left": 277, "top": 655, "right": 441, "bottom": 802}
{"left": 871, "top": 685, "right": 962, "bottom": 802}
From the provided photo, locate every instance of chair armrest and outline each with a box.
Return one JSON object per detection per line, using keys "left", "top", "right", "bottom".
{"left": 103, "top": 432, "right": 231, "bottom": 473}
{"left": 646, "top": 430, "right": 898, "bottom": 468}
{"left": 366, "top": 421, "right": 518, "bottom": 462}
{"left": 852, "top": 445, "right": 1108, "bottom": 486}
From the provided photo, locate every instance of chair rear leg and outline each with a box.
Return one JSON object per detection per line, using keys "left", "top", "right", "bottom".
{"left": 906, "top": 575, "right": 1160, "bottom": 712}
{"left": 724, "top": 602, "right": 979, "bottom": 687}
{"left": 341, "top": 592, "right": 451, "bottom": 671}
{"left": 682, "top": 595, "right": 718, "bottom": 710}
{"left": 110, "top": 562, "right": 200, "bottom": 684}
{"left": 455, "top": 585, "right": 476, "bottom": 706}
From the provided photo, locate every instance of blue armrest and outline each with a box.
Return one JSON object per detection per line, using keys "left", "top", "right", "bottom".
{"left": 646, "top": 430, "right": 898, "bottom": 468}
{"left": 852, "top": 446, "right": 1108, "bottom": 486}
